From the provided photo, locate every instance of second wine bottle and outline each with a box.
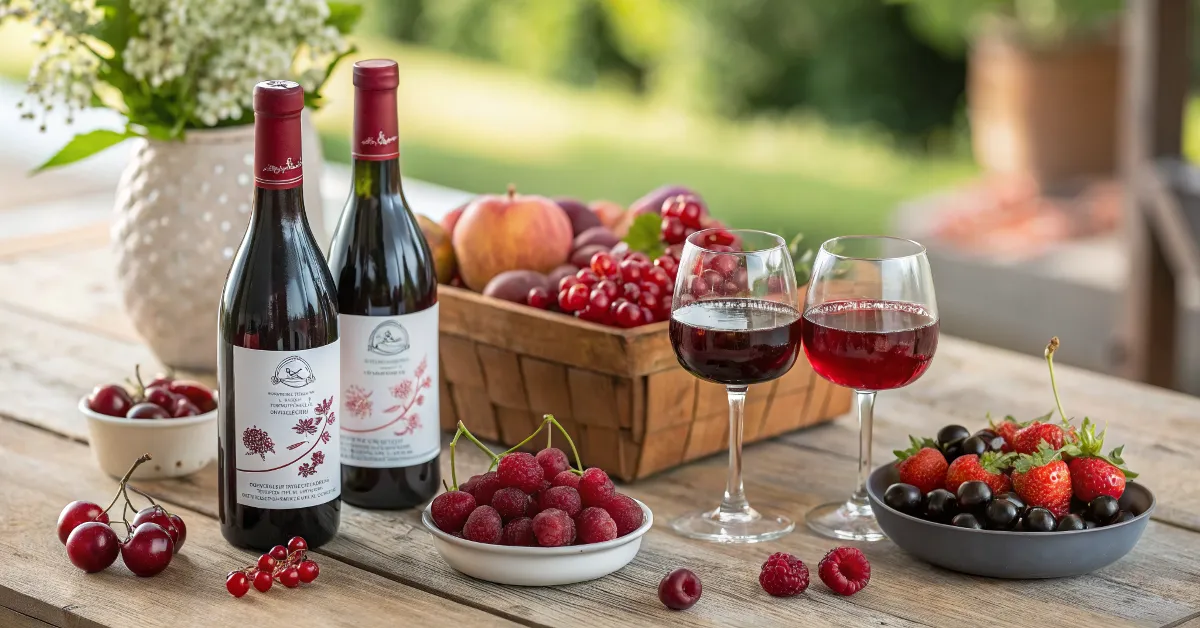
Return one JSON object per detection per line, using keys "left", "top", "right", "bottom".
{"left": 328, "top": 59, "right": 441, "bottom": 509}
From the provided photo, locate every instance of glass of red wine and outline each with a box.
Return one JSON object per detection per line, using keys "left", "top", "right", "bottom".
{"left": 668, "top": 229, "right": 802, "bottom": 543}
{"left": 802, "top": 235, "right": 939, "bottom": 541}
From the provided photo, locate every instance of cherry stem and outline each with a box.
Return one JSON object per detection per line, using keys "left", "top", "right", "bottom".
{"left": 1044, "top": 337, "right": 1069, "bottom": 423}
{"left": 102, "top": 453, "right": 151, "bottom": 514}
{"left": 498, "top": 415, "right": 584, "bottom": 474}
{"left": 132, "top": 364, "right": 147, "bottom": 401}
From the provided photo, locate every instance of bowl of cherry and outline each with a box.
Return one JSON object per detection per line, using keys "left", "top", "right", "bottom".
{"left": 80, "top": 367, "right": 218, "bottom": 480}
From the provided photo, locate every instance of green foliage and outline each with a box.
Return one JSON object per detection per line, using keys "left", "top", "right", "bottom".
{"left": 622, "top": 213, "right": 666, "bottom": 259}
{"left": 893, "top": 435, "right": 939, "bottom": 460}
{"left": 34, "top": 129, "right": 136, "bottom": 172}
{"left": 899, "top": 0, "right": 1123, "bottom": 54}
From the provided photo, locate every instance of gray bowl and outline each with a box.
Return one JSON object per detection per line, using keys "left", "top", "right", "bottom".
{"left": 866, "top": 464, "right": 1155, "bottom": 579}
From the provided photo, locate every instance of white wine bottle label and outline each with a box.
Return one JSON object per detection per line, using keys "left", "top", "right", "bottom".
{"left": 232, "top": 342, "right": 341, "bottom": 509}
{"left": 339, "top": 306, "right": 440, "bottom": 468}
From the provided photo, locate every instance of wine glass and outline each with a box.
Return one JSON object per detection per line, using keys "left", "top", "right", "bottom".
{"left": 802, "top": 235, "right": 939, "bottom": 541}
{"left": 667, "top": 229, "right": 802, "bottom": 543}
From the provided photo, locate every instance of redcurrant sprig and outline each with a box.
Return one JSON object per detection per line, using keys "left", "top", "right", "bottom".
{"left": 225, "top": 536, "right": 320, "bottom": 597}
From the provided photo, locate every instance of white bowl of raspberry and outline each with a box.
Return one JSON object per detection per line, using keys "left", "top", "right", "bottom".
{"left": 421, "top": 496, "right": 653, "bottom": 586}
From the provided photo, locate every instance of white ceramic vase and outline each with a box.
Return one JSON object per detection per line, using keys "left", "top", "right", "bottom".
{"left": 112, "top": 112, "right": 327, "bottom": 372}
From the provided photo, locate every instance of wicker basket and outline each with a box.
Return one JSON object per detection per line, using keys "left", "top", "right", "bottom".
{"left": 437, "top": 285, "right": 851, "bottom": 481}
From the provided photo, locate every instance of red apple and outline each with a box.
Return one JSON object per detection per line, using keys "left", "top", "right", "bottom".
{"left": 453, "top": 185, "right": 573, "bottom": 291}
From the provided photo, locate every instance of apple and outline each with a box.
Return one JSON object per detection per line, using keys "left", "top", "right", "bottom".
{"left": 452, "top": 185, "right": 573, "bottom": 291}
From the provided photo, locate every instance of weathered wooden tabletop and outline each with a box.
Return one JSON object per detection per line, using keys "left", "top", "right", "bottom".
{"left": 2, "top": 223, "right": 1200, "bottom": 628}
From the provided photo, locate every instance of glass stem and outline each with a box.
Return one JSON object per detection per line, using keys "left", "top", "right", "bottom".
{"left": 851, "top": 390, "right": 876, "bottom": 505}
{"left": 719, "top": 385, "right": 750, "bottom": 515}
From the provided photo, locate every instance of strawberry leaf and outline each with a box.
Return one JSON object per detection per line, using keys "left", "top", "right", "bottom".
{"left": 1105, "top": 445, "right": 1139, "bottom": 479}
{"left": 622, "top": 213, "right": 666, "bottom": 258}
{"left": 979, "top": 451, "right": 1017, "bottom": 474}
{"left": 893, "top": 434, "right": 938, "bottom": 461}
{"left": 1013, "top": 441, "right": 1062, "bottom": 473}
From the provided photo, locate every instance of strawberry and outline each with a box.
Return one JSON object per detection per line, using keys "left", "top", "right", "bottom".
{"left": 988, "top": 415, "right": 1027, "bottom": 453}
{"left": 944, "top": 451, "right": 1015, "bottom": 495}
{"left": 1061, "top": 418, "right": 1137, "bottom": 502}
{"left": 893, "top": 436, "right": 947, "bottom": 494}
{"left": 1012, "top": 422, "right": 1066, "bottom": 455}
{"left": 1012, "top": 442, "right": 1073, "bottom": 518}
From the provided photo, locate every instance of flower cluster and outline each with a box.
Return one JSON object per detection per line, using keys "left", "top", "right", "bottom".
{"left": 242, "top": 426, "right": 276, "bottom": 461}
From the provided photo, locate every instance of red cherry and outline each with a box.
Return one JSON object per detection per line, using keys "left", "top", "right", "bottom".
{"left": 578, "top": 301, "right": 609, "bottom": 324}
{"left": 527, "top": 287, "right": 553, "bottom": 310}
{"left": 253, "top": 569, "right": 273, "bottom": 592}
{"left": 588, "top": 288, "right": 611, "bottom": 312}
{"left": 639, "top": 292, "right": 660, "bottom": 312}
{"left": 617, "top": 259, "right": 643, "bottom": 284}
{"left": 269, "top": 544, "right": 288, "bottom": 561}
{"left": 575, "top": 268, "right": 600, "bottom": 287}
{"left": 624, "top": 251, "right": 650, "bottom": 264}
{"left": 595, "top": 279, "right": 620, "bottom": 300}
{"left": 168, "top": 514, "right": 186, "bottom": 553}
{"left": 297, "top": 560, "right": 320, "bottom": 583}
{"left": 126, "top": 402, "right": 169, "bottom": 419}
{"left": 257, "top": 553, "right": 277, "bottom": 572}
{"left": 689, "top": 276, "right": 711, "bottom": 298}
{"left": 647, "top": 266, "right": 673, "bottom": 290}
{"left": 144, "top": 385, "right": 179, "bottom": 411}
{"left": 86, "top": 385, "right": 134, "bottom": 417}
{"left": 701, "top": 269, "right": 723, "bottom": 292}
{"left": 615, "top": 302, "right": 642, "bottom": 328}
{"left": 639, "top": 305, "right": 657, "bottom": 324}
{"left": 662, "top": 198, "right": 683, "bottom": 219}
{"left": 167, "top": 380, "right": 216, "bottom": 413}
{"left": 57, "top": 500, "right": 109, "bottom": 544}
{"left": 122, "top": 522, "right": 174, "bottom": 577}
{"left": 590, "top": 251, "right": 619, "bottom": 279}
{"left": 227, "top": 571, "right": 251, "bottom": 597}
{"left": 704, "top": 229, "right": 736, "bottom": 247}
{"left": 654, "top": 255, "right": 677, "bottom": 273}
{"left": 559, "top": 283, "right": 589, "bottom": 312}
{"left": 147, "top": 374, "right": 173, "bottom": 388}
{"left": 622, "top": 282, "right": 641, "bottom": 302}
{"left": 678, "top": 202, "right": 703, "bottom": 229}
{"left": 640, "top": 281, "right": 662, "bottom": 298}
{"left": 66, "top": 521, "right": 120, "bottom": 573}
{"left": 287, "top": 536, "right": 309, "bottom": 553}
{"left": 172, "top": 397, "right": 201, "bottom": 417}
{"left": 558, "top": 275, "right": 581, "bottom": 292}
{"left": 131, "top": 506, "right": 183, "bottom": 548}
{"left": 661, "top": 217, "right": 687, "bottom": 245}
{"left": 278, "top": 567, "right": 301, "bottom": 588}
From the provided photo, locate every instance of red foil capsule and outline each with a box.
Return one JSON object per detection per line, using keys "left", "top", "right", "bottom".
{"left": 253, "top": 80, "right": 305, "bottom": 190}
{"left": 351, "top": 59, "right": 400, "bottom": 161}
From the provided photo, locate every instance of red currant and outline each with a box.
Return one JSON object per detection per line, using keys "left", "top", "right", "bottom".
{"left": 647, "top": 266, "right": 672, "bottom": 290}
{"left": 622, "top": 282, "right": 641, "bottom": 302}
{"left": 278, "top": 566, "right": 301, "bottom": 588}
{"left": 662, "top": 198, "right": 683, "bottom": 219}
{"left": 577, "top": 303, "right": 607, "bottom": 324}
{"left": 639, "top": 292, "right": 660, "bottom": 311}
{"left": 661, "top": 217, "right": 687, "bottom": 245}
{"left": 653, "top": 255, "right": 677, "bottom": 274}
{"left": 269, "top": 544, "right": 288, "bottom": 561}
{"left": 640, "top": 306, "right": 657, "bottom": 324}
{"left": 678, "top": 201, "right": 703, "bottom": 229}
{"left": 708, "top": 253, "right": 738, "bottom": 278}
{"left": 705, "top": 229, "right": 736, "bottom": 247}
{"left": 590, "top": 251, "right": 619, "bottom": 279}
{"left": 527, "top": 287, "right": 553, "bottom": 309}
{"left": 615, "top": 302, "right": 642, "bottom": 328}
{"left": 701, "top": 269, "right": 723, "bottom": 291}
{"left": 253, "top": 569, "right": 273, "bottom": 592}
{"left": 689, "top": 276, "right": 711, "bottom": 298}
{"left": 594, "top": 279, "right": 620, "bottom": 300}
{"left": 65, "top": 521, "right": 120, "bottom": 573}
{"left": 287, "top": 536, "right": 309, "bottom": 553}
{"left": 575, "top": 268, "right": 600, "bottom": 287}
{"left": 257, "top": 553, "right": 277, "bottom": 572}
{"left": 57, "top": 500, "right": 109, "bottom": 545}
{"left": 559, "top": 275, "right": 581, "bottom": 292}
{"left": 298, "top": 560, "right": 320, "bottom": 583}
{"left": 588, "top": 288, "right": 611, "bottom": 312}
{"left": 559, "top": 283, "right": 589, "bottom": 312}
{"left": 618, "top": 259, "right": 643, "bottom": 284}
{"left": 640, "top": 281, "right": 662, "bottom": 298}
{"left": 625, "top": 251, "right": 650, "bottom": 264}
{"left": 227, "top": 571, "right": 251, "bottom": 598}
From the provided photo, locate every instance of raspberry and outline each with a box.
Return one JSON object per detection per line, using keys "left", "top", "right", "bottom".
{"left": 601, "top": 493, "right": 643, "bottom": 536}
{"left": 472, "top": 472, "right": 503, "bottom": 506}
{"left": 498, "top": 452, "right": 545, "bottom": 494}
{"left": 459, "top": 474, "right": 483, "bottom": 496}
{"left": 579, "top": 467, "right": 615, "bottom": 507}
{"left": 462, "top": 506, "right": 503, "bottom": 544}
{"left": 758, "top": 552, "right": 809, "bottom": 597}
{"left": 430, "top": 490, "right": 476, "bottom": 533}
{"left": 532, "top": 508, "right": 575, "bottom": 547}
{"left": 500, "top": 517, "right": 536, "bottom": 546}
{"left": 552, "top": 470, "right": 581, "bottom": 490}
{"left": 538, "top": 486, "right": 582, "bottom": 518}
{"left": 490, "top": 487, "right": 530, "bottom": 521}
{"left": 536, "top": 447, "right": 571, "bottom": 478}
{"left": 818, "top": 547, "right": 870, "bottom": 596}
{"left": 576, "top": 507, "right": 618, "bottom": 544}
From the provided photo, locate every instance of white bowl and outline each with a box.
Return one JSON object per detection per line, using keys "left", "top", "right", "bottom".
{"left": 421, "top": 498, "right": 654, "bottom": 586}
{"left": 79, "top": 396, "right": 217, "bottom": 480}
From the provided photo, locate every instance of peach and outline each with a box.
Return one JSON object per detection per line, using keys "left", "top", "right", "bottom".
{"left": 452, "top": 185, "right": 573, "bottom": 291}
{"left": 417, "top": 214, "right": 457, "bottom": 284}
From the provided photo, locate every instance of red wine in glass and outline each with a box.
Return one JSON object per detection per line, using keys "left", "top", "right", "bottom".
{"left": 669, "top": 298, "right": 803, "bottom": 386}
{"left": 801, "top": 299, "right": 939, "bottom": 391}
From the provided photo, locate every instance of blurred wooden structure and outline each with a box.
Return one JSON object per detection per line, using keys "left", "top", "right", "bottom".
{"left": 1120, "top": 0, "right": 1200, "bottom": 388}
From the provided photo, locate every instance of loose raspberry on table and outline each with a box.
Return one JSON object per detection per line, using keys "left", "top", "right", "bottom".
{"left": 500, "top": 517, "right": 536, "bottom": 546}
{"left": 759, "top": 552, "right": 809, "bottom": 597}
{"left": 498, "top": 452, "right": 545, "bottom": 494}
{"left": 538, "top": 486, "right": 582, "bottom": 518}
{"left": 532, "top": 508, "right": 575, "bottom": 547}
{"left": 601, "top": 493, "right": 643, "bottom": 536}
{"left": 472, "top": 472, "right": 503, "bottom": 506}
{"left": 430, "top": 491, "right": 476, "bottom": 533}
{"left": 551, "top": 470, "right": 581, "bottom": 490}
{"left": 490, "top": 487, "right": 530, "bottom": 521}
{"left": 818, "top": 547, "right": 870, "bottom": 596}
{"left": 576, "top": 507, "right": 618, "bottom": 544}
{"left": 462, "top": 506, "right": 503, "bottom": 544}
{"left": 536, "top": 447, "right": 571, "bottom": 478}
{"left": 579, "top": 468, "right": 615, "bottom": 507}
{"left": 459, "top": 474, "right": 483, "bottom": 497}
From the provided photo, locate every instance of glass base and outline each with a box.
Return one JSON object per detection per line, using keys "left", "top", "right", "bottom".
{"left": 805, "top": 499, "right": 886, "bottom": 542}
{"left": 670, "top": 506, "right": 794, "bottom": 544}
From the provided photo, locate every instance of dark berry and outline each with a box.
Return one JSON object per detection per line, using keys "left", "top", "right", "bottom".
{"left": 579, "top": 467, "right": 615, "bottom": 507}
{"left": 883, "top": 483, "right": 923, "bottom": 515}
{"left": 431, "top": 490, "right": 477, "bottom": 533}
{"left": 490, "top": 487, "right": 530, "bottom": 521}
{"left": 536, "top": 448, "right": 571, "bottom": 478}
{"left": 1087, "top": 495, "right": 1120, "bottom": 525}
{"left": 923, "top": 489, "right": 958, "bottom": 522}
{"left": 497, "top": 453, "right": 545, "bottom": 494}
{"left": 983, "top": 436, "right": 1007, "bottom": 452}
{"left": 602, "top": 493, "right": 644, "bottom": 536}
{"left": 576, "top": 507, "right": 618, "bottom": 544}
{"left": 959, "top": 436, "right": 987, "bottom": 458}
{"left": 956, "top": 480, "right": 992, "bottom": 513}
{"left": 759, "top": 552, "right": 809, "bottom": 597}
{"left": 1084, "top": 519, "right": 1098, "bottom": 530}
{"left": 951, "top": 513, "right": 983, "bottom": 529}
{"left": 1114, "top": 510, "right": 1136, "bottom": 524}
{"left": 551, "top": 470, "right": 581, "bottom": 489}
{"left": 532, "top": 508, "right": 575, "bottom": 547}
{"left": 1070, "top": 497, "right": 1089, "bottom": 515}
{"left": 995, "top": 492, "right": 1026, "bottom": 514}
{"left": 817, "top": 547, "right": 870, "bottom": 596}
{"left": 500, "top": 517, "right": 536, "bottom": 546}
{"left": 973, "top": 429, "right": 998, "bottom": 441}
{"left": 1012, "top": 517, "right": 1028, "bottom": 532}
{"left": 984, "top": 499, "right": 1020, "bottom": 530}
{"left": 936, "top": 425, "right": 970, "bottom": 448}
{"left": 463, "top": 506, "right": 503, "bottom": 544}
{"left": 659, "top": 568, "right": 703, "bottom": 610}
{"left": 473, "top": 472, "right": 503, "bottom": 506}
{"left": 942, "top": 442, "right": 964, "bottom": 462}
{"left": 1025, "top": 507, "right": 1056, "bottom": 532}
{"left": 1056, "top": 513, "right": 1086, "bottom": 531}
{"left": 538, "top": 486, "right": 582, "bottom": 518}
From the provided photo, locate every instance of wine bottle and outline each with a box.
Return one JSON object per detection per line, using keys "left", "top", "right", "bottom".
{"left": 328, "top": 59, "right": 441, "bottom": 510}
{"left": 218, "top": 80, "right": 341, "bottom": 549}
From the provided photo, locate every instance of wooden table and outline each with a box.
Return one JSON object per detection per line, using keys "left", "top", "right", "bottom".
{"left": 3, "top": 225, "right": 1200, "bottom": 628}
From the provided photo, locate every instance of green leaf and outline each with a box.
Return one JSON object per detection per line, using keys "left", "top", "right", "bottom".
{"left": 622, "top": 213, "right": 666, "bottom": 258}
{"left": 893, "top": 434, "right": 937, "bottom": 461}
{"left": 980, "top": 451, "right": 1016, "bottom": 474}
{"left": 326, "top": 2, "right": 364, "bottom": 34}
{"left": 787, "top": 232, "right": 815, "bottom": 286}
{"left": 33, "top": 129, "right": 136, "bottom": 172}
{"left": 90, "top": 0, "right": 134, "bottom": 54}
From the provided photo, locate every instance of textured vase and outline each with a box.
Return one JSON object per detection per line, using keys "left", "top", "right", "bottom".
{"left": 113, "top": 113, "right": 327, "bottom": 372}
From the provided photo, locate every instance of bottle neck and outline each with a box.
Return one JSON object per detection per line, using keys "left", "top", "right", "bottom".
{"left": 350, "top": 83, "right": 403, "bottom": 203}
{"left": 351, "top": 158, "right": 401, "bottom": 199}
